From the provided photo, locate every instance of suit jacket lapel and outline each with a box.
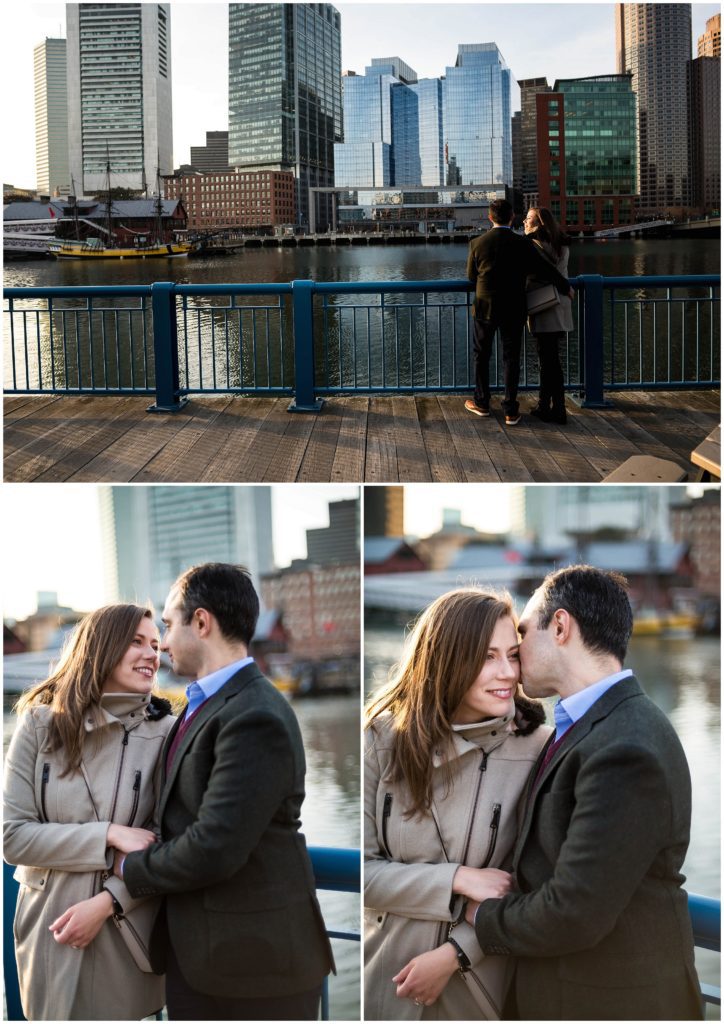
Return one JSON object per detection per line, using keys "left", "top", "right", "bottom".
{"left": 514, "top": 676, "right": 644, "bottom": 860}
{"left": 158, "top": 663, "right": 262, "bottom": 822}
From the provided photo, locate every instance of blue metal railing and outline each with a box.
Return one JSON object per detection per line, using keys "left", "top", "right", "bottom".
{"left": 3, "top": 847, "right": 360, "bottom": 1022}
{"left": 4, "top": 275, "right": 719, "bottom": 411}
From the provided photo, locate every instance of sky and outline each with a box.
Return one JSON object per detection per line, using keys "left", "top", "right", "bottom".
{"left": 2, "top": 483, "right": 358, "bottom": 620}
{"left": 4, "top": 2, "right": 718, "bottom": 189}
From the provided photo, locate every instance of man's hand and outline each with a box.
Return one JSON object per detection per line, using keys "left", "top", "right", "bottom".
{"left": 49, "top": 891, "right": 113, "bottom": 948}
{"left": 452, "top": 866, "right": 513, "bottom": 902}
{"left": 392, "top": 943, "right": 459, "bottom": 1006}
{"left": 107, "top": 823, "right": 157, "bottom": 854}
{"left": 465, "top": 899, "right": 481, "bottom": 926}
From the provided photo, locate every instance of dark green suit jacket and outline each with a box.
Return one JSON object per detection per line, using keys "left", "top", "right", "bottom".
{"left": 467, "top": 227, "right": 570, "bottom": 323}
{"left": 124, "top": 663, "right": 334, "bottom": 998}
{"left": 474, "top": 676, "right": 702, "bottom": 1020}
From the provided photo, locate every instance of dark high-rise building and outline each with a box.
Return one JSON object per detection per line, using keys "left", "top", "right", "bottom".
{"left": 687, "top": 56, "right": 721, "bottom": 213}
{"left": 228, "top": 3, "right": 342, "bottom": 230}
{"left": 615, "top": 3, "right": 692, "bottom": 212}
{"left": 537, "top": 76, "right": 637, "bottom": 233}
{"left": 306, "top": 498, "right": 360, "bottom": 565}
{"left": 518, "top": 77, "right": 551, "bottom": 205}
{"left": 189, "top": 131, "right": 230, "bottom": 172}
{"left": 364, "top": 487, "right": 404, "bottom": 537}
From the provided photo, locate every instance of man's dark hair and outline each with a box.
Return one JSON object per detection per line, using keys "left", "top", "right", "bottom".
{"left": 536, "top": 564, "right": 633, "bottom": 664}
{"left": 173, "top": 563, "right": 260, "bottom": 645}
{"left": 489, "top": 198, "right": 513, "bottom": 225}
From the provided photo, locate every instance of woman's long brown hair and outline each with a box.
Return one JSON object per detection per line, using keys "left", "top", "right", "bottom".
{"left": 15, "top": 604, "right": 155, "bottom": 774}
{"left": 527, "top": 206, "right": 569, "bottom": 258}
{"left": 365, "top": 588, "right": 531, "bottom": 816}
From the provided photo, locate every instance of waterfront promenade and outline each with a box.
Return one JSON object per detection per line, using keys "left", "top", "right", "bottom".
{"left": 5, "top": 387, "right": 718, "bottom": 483}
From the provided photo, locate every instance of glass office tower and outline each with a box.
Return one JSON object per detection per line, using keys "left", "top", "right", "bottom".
{"left": 537, "top": 75, "right": 637, "bottom": 231}
{"left": 228, "top": 3, "right": 342, "bottom": 229}
{"left": 443, "top": 44, "right": 512, "bottom": 187}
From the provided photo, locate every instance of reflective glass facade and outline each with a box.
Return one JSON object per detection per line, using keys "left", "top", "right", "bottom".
{"left": 537, "top": 76, "right": 637, "bottom": 232}
{"left": 443, "top": 44, "right": 512, "bottom": 187}
{"left": 337, "top": 43, "right": 511, "bottom": 191}
{"left": 228, "top": 3, "right": 342, "bottom": 228}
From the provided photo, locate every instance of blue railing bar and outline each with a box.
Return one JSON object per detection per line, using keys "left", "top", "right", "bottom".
{"left": 308, "top": 847, "right": 360, "bottom": 892}
{"left": 689, "top": 893, "right": 720, "bottom": 953}
{"left": 173, "top": 282, "right": 293, "bottom": 296}
{"left": 4, "top": 285, "right": 153, "bottom": 299}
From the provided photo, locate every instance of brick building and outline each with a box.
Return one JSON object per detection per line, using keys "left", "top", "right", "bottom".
{"left": 669, "top": 489, "right": 721, "bottom": 598}
{"left": 163, "top": 169, "right": 295, "bottom": 231}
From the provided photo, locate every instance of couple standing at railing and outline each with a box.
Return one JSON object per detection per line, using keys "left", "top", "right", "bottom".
{"left": 364, "top": 565, "right": 704, "bottom": 1021}
{"left": 465, "top": 198, "right": 575, "bottom": 427}
{"left": 4, "top": 563, "right": 334, "bottom": 1021}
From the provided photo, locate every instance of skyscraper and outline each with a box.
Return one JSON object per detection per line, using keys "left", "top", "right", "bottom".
{"left": 615, "top": 3, "right": 692, "bottom": 212}
{"left": 189, "top": 131, "right": 230, "bottom": 173}
{"left": 66, "top": 3, "right": 173, "bottom": 195}
{"left": 228, "top": 3, "right": 342, "bottom": 229}
{"left": 697, "top": 13, "right": 721, "bottom": 57}
{"left": 364, "top": 487, "right": 404, "bottom": 537}
{"left": 687, "top": 55, "right": 721, "bottom": 213}
{"left": 517, "top": 78, "right": 552, "bottom": 205}
{"left": 443, "top": 44, "right": 512, "bottom": 187}
{"left": 34, "top": 38, "right": 70, "bottom": 196}
{"left": 101, "top": 486, "right": 274, "bottom": 612}
{"left": 537, "top": 76, "right": 637, "bottom": 232}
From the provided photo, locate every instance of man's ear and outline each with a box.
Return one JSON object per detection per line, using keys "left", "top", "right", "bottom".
{"left": 193, "top": 608, "right": 213, "bottom": 638}
{"left": 551, "top": 608, "right": 571, "bottom": 645}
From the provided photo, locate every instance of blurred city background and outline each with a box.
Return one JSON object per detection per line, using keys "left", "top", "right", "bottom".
{"left": 3, "top": 483, "right": 361, "bottom": 1019}
{"left": 364, "top": 483, "right": 720, "bottom": 1003}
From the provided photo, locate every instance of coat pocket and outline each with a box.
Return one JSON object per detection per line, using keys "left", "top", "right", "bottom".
{"left": 13, "top": 864, "right": 50, "bottom": 892}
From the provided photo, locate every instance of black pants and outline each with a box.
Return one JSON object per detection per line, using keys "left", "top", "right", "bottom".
{"left": 534, "top": 330, "right": 565, "bottom": 413}
{"left": 472, "top": 316, "right": 525, "bottom": 416}
{"left": 165, "top": 942, "right": 323, "bottom": 1020}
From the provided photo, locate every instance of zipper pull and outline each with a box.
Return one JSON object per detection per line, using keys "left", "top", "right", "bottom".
{"left": 479, "top": 750, "right": 488, "bottom": 772}
{"left": 133, "top": 770, "right": 141, "bottom": 792}
{"left": 122, "top": 729, "right": 129, "bottom": 746}
{"left": 491, "top": 803, "right": 501, "bottom": 828}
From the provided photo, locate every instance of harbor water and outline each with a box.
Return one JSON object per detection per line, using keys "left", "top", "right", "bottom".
{"left": 365, "top": 625, "right": 720, "bottom": 1004}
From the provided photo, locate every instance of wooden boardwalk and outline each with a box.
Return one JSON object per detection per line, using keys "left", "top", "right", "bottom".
{"left": 4, "top": 389, "right": 719, "bottom": 484}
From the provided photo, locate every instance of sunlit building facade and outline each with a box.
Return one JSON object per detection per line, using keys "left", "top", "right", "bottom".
{"left": 537, "top": 76, "right": 637, "bottom": 232}
{"left": 228, "top": 3, "right": 342, "bottom": 229}
{"left": 66, "top": 3, "right": 173, "bottom": 194}
{"left": 615, "top": 3, "right": 692, "bottom": 211}
{"left": 34, "top": 38, "right": 70, "bottom": 196}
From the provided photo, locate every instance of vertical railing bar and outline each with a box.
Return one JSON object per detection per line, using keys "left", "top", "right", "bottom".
{"left": 224, "top": 308, "right": 231, "bottom": 388}
{"left": 211, "top": 305, "right": 217, "bottom": 390}
{"left": 197, "top": 306, "right": 203, "bottom": 391}
{"left": 128, "top": 309, "right": 135, "bottom": 391}
{"left": 667, "top": 287, "right": 672, "bottom": 382}
{"left": 61, "top": 310, "right": 68, "bottom": 390}
{"left": 695, "top": 296, "right": 700, "bottom": 383}
{"left": 681, "top": 294, "right": 685, "bottom": 383}
{"left": 89, "top": 299, "right": 97, "bottom": 391}
{"left": 76, "top": 309, "right": 83, "bottom": 391}
{"left": 380, "top": 293, "right": 386, "bottom": 391}
{"left": 323, "top": 293, "right": 330, "bottom": 389}
{"left": 408, "top": 303, "right": 413, "bottom": 390}
{"left": 353, "top": 307, "right": 359, "bottom": 389}
{"left": 265, "top": 306, "right": 272, "bottom": 391}
{"left": 237, "top": 306, "right": 244, "bottom": 391}
{"left": 252, "top": 307, "right": 259, "bottom": 390}
{"left": 278, "top": 293, "right": 285, "bottom": 391}
{"left": 652, "top": 297, "right": 657, "bottom": 383}
{"left": 142, "top": 296, "right": 149, "bottom": 389}
{"left": 9, "top": 298, "right": 19, "bottom": 390}
{"left": 710, "top": 287, "right": 714, "bottom": 382}
{"left": 114, "top": 309, "right": 121, "bottom": 391}
{"left": 437, "top": 304, "right": 442, "bottom": 389}
{"left": 395, "top": 306, "right": 400, "bottom": 389}
{"left": 48, "top": 299, "right": 56, "bottom": 391}
{"left": 339, "top": 308, "right": 345, "bottom": 390}
{"left": 452, "top": 300, "right": 458, "bottom": 389}
{"left": 35, "top": 309, "right": 42, "bottom": 391}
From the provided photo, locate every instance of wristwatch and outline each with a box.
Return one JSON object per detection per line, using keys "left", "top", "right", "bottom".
{"left": 446, "top": 936, "right": 471, "bottom": 974}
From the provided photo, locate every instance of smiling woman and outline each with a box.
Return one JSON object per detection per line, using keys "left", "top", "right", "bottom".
{"left": 363, "top": 588, "right": 551, "bottom": 1020}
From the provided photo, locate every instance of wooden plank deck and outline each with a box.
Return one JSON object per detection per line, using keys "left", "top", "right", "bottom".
{"left": 4, "top": 390, "right": 720, "bottom": 484}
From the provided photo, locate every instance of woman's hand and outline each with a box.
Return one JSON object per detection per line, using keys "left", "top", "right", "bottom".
{"left": 49, "top": 891, "right": 113, "bottom": 948}
{"left": 107, "top": 823, "right": 157, "bottom": 854}
{"left": 393, "top": 943, "right": 459, "bottom": 1007}
{"left": 452, "top": 866, "right": 513, "bottom": 902}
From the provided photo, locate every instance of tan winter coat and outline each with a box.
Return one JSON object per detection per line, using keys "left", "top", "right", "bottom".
{"left": 3, "top": 692, "right": 175, "bottom": 1021}
{"left": 364, "top": 710, "right": 552, "bottom": 1021}
{"left": 527, "top": 240, "right": 574, "bottom": 334}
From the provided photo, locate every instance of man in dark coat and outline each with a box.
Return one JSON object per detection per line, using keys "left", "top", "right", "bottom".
{"left": 117, "top": 563, "right": 334, "bottom": 1020}
{"left": 466, "top": 198, "right": 572, "bottom": 425}
{"left": 466, "top": 564, "right": 702, "bottom": 1021}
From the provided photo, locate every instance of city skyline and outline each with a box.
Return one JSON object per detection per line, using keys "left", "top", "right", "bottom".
{"left": 5, "top": 3, "right": 717, "bottom": 191}
{"left": 2, "top": 483, "right": 359, "bottom": 620}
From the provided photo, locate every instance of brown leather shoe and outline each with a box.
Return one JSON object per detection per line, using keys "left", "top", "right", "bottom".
{"left": 464, "top": 399, "right": 490, "bottom": 417}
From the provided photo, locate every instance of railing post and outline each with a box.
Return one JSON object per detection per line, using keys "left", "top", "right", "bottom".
{"left": 147, "top": 282, "right": 188, "bottom": 413}
{"left": 578, "top": 274, "right": 612, "bottom": 408}
{"left": 289, "top": 279, "right": 323, "bottom": 412}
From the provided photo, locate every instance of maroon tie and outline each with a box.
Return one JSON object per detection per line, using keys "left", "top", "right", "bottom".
{"left": 165, "top": 705, "right": 203, "bottom": 776}
{"left": 530, "top": 718, "right": 584, "bottom": 796}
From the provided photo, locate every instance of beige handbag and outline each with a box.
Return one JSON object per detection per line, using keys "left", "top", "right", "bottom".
{"left": 111, "top": 897, "right": 161, "bottom": 974}
{"left": 526, "top": 284, "right": 561, "bottom": 314}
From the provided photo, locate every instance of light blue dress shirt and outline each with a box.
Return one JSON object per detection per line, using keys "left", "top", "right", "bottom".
{"left": 553, "top": 669, "right": 633, "bottom": 740}
{"left": 183, "top": 655, "right": 255, "bottom": 720}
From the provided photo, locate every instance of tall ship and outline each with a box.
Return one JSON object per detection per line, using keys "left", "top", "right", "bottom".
{"left": 48, "top": 160, "right": 193, "bottom": 260}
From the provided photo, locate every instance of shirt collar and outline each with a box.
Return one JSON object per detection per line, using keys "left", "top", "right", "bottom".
{"left": 560, "top": 669, "right": 633, "bottom": 727}
{"left": 185, "top": 656, "right": 254, "bottom": 716}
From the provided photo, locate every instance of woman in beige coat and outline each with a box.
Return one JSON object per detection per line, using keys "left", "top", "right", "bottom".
{"left": 524, "top": 206, "right": 574, "bottom": 425}
{"left": 364, "top": 588, "right": 552, "bottom": 1020}
{"left": 4, "top": 604, "right": 176, "bottom": 1021}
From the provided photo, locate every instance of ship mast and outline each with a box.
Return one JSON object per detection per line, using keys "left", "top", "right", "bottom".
{"left": 105, "top": 145, "right": 113, "bottom": 244}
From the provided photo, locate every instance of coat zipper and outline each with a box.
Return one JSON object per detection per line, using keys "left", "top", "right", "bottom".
{"left": 459, "top": 749, "right": 488, "bottom": 867}
{"left": 108, "top": 728, "right": 129, "bottom": 823}
{"left": 481, "top": 803, "right": 501, "bottom": 868}
{"left": 40, "top": 762, "right": 50, "bottom": 821}
{"left": 127, "top": 770, "right": 141, "bottom": 826}
{"left": 381, "top": 792, "right": 393, "bottom": 858}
